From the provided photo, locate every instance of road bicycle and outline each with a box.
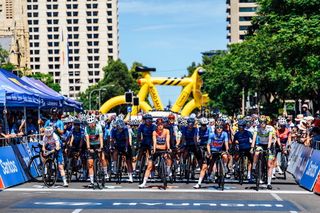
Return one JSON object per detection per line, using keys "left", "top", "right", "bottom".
{"left": 42, "top": 150, "right": 58, "bottom": 187}
{"left": 27, "top": 144, "right": 44, "bottom": 182}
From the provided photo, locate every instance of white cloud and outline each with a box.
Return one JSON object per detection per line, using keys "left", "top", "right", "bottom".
{"left": 119, "top": 0, "right": 225, "bottom": 18}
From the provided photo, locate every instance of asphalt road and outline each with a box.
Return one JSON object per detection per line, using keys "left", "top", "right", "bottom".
{"left": 1, "top": 173, "right": 319, "bottom": 213}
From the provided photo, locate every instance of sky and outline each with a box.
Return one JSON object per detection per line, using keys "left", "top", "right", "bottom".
{"left": 118, "top": 0, "right": 227, "bottom": 106}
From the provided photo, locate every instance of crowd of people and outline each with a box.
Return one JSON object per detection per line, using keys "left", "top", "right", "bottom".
{"left": 2, "top": 103, "right": 320, "bottom": 189}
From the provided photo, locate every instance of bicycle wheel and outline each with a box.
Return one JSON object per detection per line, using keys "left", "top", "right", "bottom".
{"left": 116, "top": 153, "right": 123, "bottom": 184}
{"left": 27, "top": 155, "right": 43, "bottom": 182}
{"left": 217, "top": 159, "right": 225, "bottom": 190}
{"left": 160, "top": 157, "right": 167, "bottom": 189}
{"left": 280, "top": 153, "right": 288, "bottom": 180}
{"left": 255, "top": 156, "right": 262, "bottom": 191}
{"left": 185, "top": 154, "right": 191, "bottom": 184}
{"left": 65, "top": 158, "right": 72, "bottom": 183}
{"left": 95, "top": 158, "right": 105, "bottom": 189}
{"left": 239, "top": 155, "right": 244, "bottom": 185}
{"left": 138, "top": 154, "right": 146, "bottom": 184}
{"left": 42, "top": 158, "right": 57, "bottom": 187}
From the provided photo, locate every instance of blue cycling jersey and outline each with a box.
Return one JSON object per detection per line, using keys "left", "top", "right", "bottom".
{"left": 208, "top": 131, "right": 228, "bottom": 152}
{"left": 234, "top": 130, "right": 252, "bottom": 150}
{"left": 137, "top": 123, "right": 156, "bottom": 146}
{"left": 198, "top": 127, "right": 210, "bottom": 146}
{"left": 71, "top": 127, "right": 84, "bottom": 148}
{"left": 111, "top": 127, "right": 129, "bottom": 147}
{"left": 182, "top": 126, "right": 198, "bottom": 145}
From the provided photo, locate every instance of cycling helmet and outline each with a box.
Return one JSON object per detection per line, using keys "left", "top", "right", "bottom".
{"left": 259, "top": 115, "right": 267, "bottom": 124}
{"left": 86, "top": 115, "right": 96, "bottom": 124}
{"left": 187, "top": 117, "right": 195, "bottom": 124}
{"left": 199, "top": 117, "right": 209, "bottom": 125}
{"left": 244, "top": 116, "right": 252, "bottom": 122}
{"left": 50, "top": 107, "right": 59, "bottom": 115}
{"left": 143, "top": 114, "right": 152, "bottom": 120}
{"left": 116, "top": 119, "right": 126, "bottom": 128}
{"left": 278, "top": 117, "right": 287, "bottom": 126}
{"left": 44, "top": 126, "right": 54, "bottom": 136}
{"left": 238, "top": 120, "right": 246, "bottom": 127}
{"left": 73, "top": 118, "right": 81, "bottom": 124}
{"left": 156, "top": 118, "right": 164, "bottom": 125}
{"left": 168, "top": 113, "right": 175, "bottom": 120}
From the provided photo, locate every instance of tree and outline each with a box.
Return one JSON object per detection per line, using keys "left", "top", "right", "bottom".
{"left": 0, "top": 45, "right": 9, "bottom": 64}
{"left": 27, "top": 72, "right": 61, "bottom": 92}
{"left": 79, "top": 59, "right": 138, "bottom": 110}
{"left": 203, "top": 0, "right": 320, "bottom": 115}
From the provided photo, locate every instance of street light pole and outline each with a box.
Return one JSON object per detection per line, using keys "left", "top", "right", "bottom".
{"left": 89, "top": 89, "right": 100, "bottom": 111}
{"left": 98, "top": 84, "right": 115, "bottom": 109}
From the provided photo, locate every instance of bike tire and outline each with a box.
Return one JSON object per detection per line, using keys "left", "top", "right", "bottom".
{"left": 138, "top": 155, "right": 146, "bottom": 184}
{"left": 256, "top": 156, "right": 262, "bottom": 191}
{"left": 42, "top": 158, "right": 57, "bottom": 187}
{"left": 281, "top": 153, "right": 288, "bottom": 180}
{"left": 116, "top": 153, "right": 123, "bottom": 184}
{"left": 27, "top": 155, "right": 42, "bottom": 182}
{"left": 95, "top": 158, "right": 105, "bottom": 189}
{"left": 218, "top": 159, "right": 225, "bottom": 191}
{"left": 160, "top": 157, "right": 167, "bottom": 189}
{"left": 185, "top": 154, "right": 191, "bottom": 184}
{"left": 239, "top": 156, "right": 244, "bottom": 185}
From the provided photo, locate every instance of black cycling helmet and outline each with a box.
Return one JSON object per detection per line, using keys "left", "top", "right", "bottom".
{"left": 50, "top": 107, "right": 59, "bottom": 115}
{"left": 143, "top": 114, "right": 152, "bottom": 120}
{"left": 187, "top": 117, "right": 195, "bottom": 124}
{"left": 238, "top": 120, "right": 246, "bottom": 127}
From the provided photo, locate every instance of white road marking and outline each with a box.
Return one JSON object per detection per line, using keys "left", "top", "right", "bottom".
{"left": 72, "top": 209, "right": 83, "bottom": 213}
{"left": 271, "top": 193, "right": 283, "bottom": 201}
{"left": 4, "top": 187, "right": 314, "bottom": 195}
{"left": 289, "top": 211, "right": 298, "bottom": 213}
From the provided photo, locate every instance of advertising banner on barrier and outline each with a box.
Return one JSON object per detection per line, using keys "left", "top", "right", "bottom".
{"left": 27, "top": 142, "right": 42, "bottom": 178}
{"left": 294, "top": 146, "right": 313, "bottom": 183}
{"left": 0, "top": 146, "right": 27, "bottom": 188}
{"left": 313, "top": 174, "right": 320, "bottom": 194}
{"left": 299, "top": 150, "right": 320, "bottom": 191}
{"left": 16, "top": 143, "right": 37, "bottom": 180}
{"left": 288, "top": 143, "right": 304, "bottom": 174}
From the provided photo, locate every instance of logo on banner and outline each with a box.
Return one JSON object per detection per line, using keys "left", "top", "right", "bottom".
{"left": 0, "top": 159, "right": 18, "bottom": 175}
{"left": 300, "top": 150, "right": 320, "bottom": 191}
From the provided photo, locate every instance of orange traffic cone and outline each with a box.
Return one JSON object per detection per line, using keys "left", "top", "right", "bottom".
{"left": 0, "top": 176, "right": 4, "bottom": 189}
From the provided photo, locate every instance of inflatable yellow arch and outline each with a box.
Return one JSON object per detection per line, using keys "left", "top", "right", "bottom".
{"left": 99, "top": 67, "right": 209, "bottom": 116}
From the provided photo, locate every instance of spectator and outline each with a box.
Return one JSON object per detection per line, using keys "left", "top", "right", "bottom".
{"left": 311, "top": 126, "right": 320, "bottom": 149}
{"left": 302, "top": 104, "right": 312, "bottom": 117}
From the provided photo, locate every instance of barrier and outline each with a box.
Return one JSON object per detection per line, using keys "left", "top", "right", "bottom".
{"left": 0, "top": 175, "right": 4, "bottom": 189}
{"left": 299, "top": 150, "right": 320, "bottom": 191}
{"left": 294, "top": 146, "right": 313, "bottom": 183}
{"left": 0, "top": 146, "right": 27, "bottom": 188}
{"left": 313, "top": 174, "right": 320, "bottom": 194}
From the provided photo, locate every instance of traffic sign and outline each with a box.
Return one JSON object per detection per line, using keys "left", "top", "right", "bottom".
{"left": 127, "top": 106, "right": 132, "bottom": 113}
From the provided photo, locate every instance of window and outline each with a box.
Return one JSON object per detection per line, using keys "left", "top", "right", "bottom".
{"left": 108, "top": 41, "right": 113, "bottom": 46}
{"left": 95, "top": 71, "right": 100, "bottom": 76}
{"left": 107, "top": 11, "right": 112, "bottom": 16}
{"left": 107, "top": 18, "right": 112, "bottom": 24}
{"left": 35, "top": 65, "right": 40, "bottom": 70}
{"left": 107, "top": 26, "right": 112, "bottom": 31}
{"left": 107, "top": 33, "right": 112, "bottom": 38}
{"left": 54, "top": 49, "right": 59, "bottom": 54}
{"left": 34, "top": 35, "right": 39, "bottom": 39}
{"left": 94, "top": 64, "right": 99, "bottom": 68}
{"left": 108, "top": 48, "right": 113, "bottom": 53}
{"left": 74, "top": 49, "right": 79, "bottom": 54}
{"left": 35, "top": 50, "right": 40, "bottom": 54}
{"left": 74, "top": 64, "right": 80, "bottom": 69}
{"left": 239, "top": 16, "right": 252, "bottom": 21}
{"left": 239, "top": 26, "right": 249, "bottom": 31}
{"left": 239, "top": 7, "right": 257, "bottom": 12}
{"left": 107, "top": 3, "right": 112, "bottom": 9}
{"left": 88, "top": 71, "right": 93, "bottom": 76}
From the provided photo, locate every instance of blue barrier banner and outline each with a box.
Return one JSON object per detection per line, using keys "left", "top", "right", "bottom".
{"left": 27, "top": 142, "right": 42, "bottom": 178}
{"left": 16, "top": 144, "right": 38, "bottom": 180}
{"left": 0, "top": 146, "right": 27, "bottom": 188}
{"left": 294, "top": 146, "right": 313, "bottom": 183}
{"left": 287, "top": 143, "right": 304, "bottom": 174}
{"left": 299, "top": 150, "right": 320, "bottom": 191}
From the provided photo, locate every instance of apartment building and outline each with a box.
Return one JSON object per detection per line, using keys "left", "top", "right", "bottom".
{"left": 27, "top": 0, "right": 119, "bottom": 98}
{"left": 226, "top": 0, "right": 258, "bottom": 44}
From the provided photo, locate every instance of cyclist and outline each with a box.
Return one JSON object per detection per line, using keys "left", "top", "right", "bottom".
{"left": 198, "top": 117, "right": 210, "bottom": 168}
{"left": 193, "top": 123, "right": 229, "bottom": 189}
{"left": 42, "top": 126, "right": 68, "bottom": 187}
{"left": 233, "top": 120, "right": 253, "bottom": 180}
{"left": 110, "top": 119, "right": 134, "bottom": 183}
{"left": 85, "top": 115, "right": 108, "bottom": 188}
{"left": 139, "top": 118, "right": 171, "bottom": 188}
{"left": 251, "top": 115, "right": 274, "bottom": 190}
{"left": 180, "top": 117, "right": 202, "bottom": 173}
{"left": 275, "top": 117, "right": 291, "bottom": 175}
{"left": 136, "top": 114, "right": 156, "bottom": 170}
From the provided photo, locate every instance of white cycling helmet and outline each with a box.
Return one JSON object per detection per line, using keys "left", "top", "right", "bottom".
{"left": 86, "top": 115, "right": 96, "bottom": 124}
{"left": 278, "top": 117, "right": 287, "bottom": 126}
{"left": 44, "top": 126, "right": 54, "bottom": 136}
{"left": 199, "top": 117, "right": 209, "bottom": 125}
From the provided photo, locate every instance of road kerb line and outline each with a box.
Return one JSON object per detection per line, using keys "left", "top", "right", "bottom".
{"left": 72, "top": 209, "right": 82, "bottom": 213}
{"left": 4, "top": 188, "right": 314, "bottom": 195}
{"left": 271, "top": 193, "right": 283, "bottom": 201}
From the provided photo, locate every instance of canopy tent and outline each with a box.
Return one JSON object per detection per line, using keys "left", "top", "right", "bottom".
{"left": 21, "top": 77, "right": 83, "bottom": 111}
{"left": 0, "top": 69, "right": 40, "bottom": 107}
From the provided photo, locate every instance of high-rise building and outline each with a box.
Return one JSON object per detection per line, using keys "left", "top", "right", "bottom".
{"left": 27, "top": 0, "right": 119, "bottom": 98}
{"left": 226, "top": 0, "right": 258, "bottom": 44}
{"left": 0, "top": 0, "right": 30, "bottom": 71}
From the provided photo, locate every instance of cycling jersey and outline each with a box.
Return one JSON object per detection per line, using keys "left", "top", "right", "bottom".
{"left": 85, "top": 124, "right": 103, "bottom": 146}
{"left": 255, "top": 125, "right": 273, "bottom": 145}
{"left": 208, "top": 131, "right": 228, "bottom": 152}
{"left": 71, "top": 127, "right": 85, "bottom": 148}
{"left": 166, "top": 123, "right": 177, "bottom": 148}
{"left": 138, "top": 123, "right": 157, "bottom": 146}
{"left": 154, "top": 129, "right": 169, "bottom": 146}
{"left": 234, "top": 130, "right": 252, "bottom": 150}
{"left": 276, "top": 128, "right": 290, "bottom": 144}
{"left": 44, "top": 119, "right": 64, "bottom": 136}
{"left": 43, "top": 133, "right": 60, "bottom": 150}
{"left": 198, "top": 126, "right": 210, "bottom": 146}
{"left": 111, "top": 127, "right": 129, "bottom": 148}
{"left": 181, "top": 126, "right": 198, "bottom": 145}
